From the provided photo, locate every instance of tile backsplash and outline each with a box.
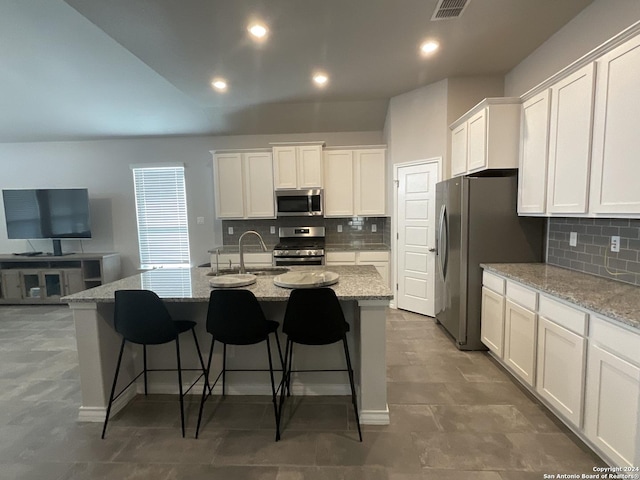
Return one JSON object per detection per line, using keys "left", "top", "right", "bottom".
{"left": 221, "top": 217, "right": 390, "bottom": 247}
{"left": 547, "top": 218, "right": 640, "bottom": 286}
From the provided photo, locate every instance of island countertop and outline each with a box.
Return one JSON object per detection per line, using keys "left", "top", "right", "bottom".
{"left": 482, "top": 263, "right": 640, "bottom": 330}
{"left": 62, "top": 265, "right": 394, "bottom": 303}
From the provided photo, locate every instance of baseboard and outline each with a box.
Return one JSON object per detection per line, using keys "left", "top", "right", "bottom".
{"left": 77, "top": 383, "right": 137, "bottom": 422}
{"left": 359, "top": 406, "right": 390, "bottom": 425}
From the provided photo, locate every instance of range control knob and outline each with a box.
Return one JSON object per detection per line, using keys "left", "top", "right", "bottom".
{"left": 295, "top": 250, "right": 301, "bottom": 255}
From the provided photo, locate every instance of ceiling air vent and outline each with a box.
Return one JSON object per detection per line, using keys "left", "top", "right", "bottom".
{"left": 431, "top": 0, "right": 470, "bottom": 21}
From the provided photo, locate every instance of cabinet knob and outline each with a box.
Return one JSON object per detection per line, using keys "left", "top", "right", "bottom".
{"left": 428, "top": 247, "right": 436, "bottom": 252}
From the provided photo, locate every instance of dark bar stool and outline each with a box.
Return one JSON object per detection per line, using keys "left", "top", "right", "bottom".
{"left": 195, "top": 289, "right": 284, "bottom": 440}
{"left": 102, "top": 289, "right": 208, "bottom": 439}
{"left": 278, "top": 288, "right": 362, "bottom": 442}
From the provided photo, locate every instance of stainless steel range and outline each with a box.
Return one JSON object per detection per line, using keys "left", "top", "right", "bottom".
{"left": 272, "top": 226, "right": 325, "bottom": 266}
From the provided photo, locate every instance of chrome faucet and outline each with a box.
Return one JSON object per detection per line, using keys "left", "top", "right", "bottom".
{"left": 238, "top": 230, "right": 267, "bottom": 274}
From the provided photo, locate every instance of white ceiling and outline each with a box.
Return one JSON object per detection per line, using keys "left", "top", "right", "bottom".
{"left": 0, "top": 0, "right": 593, "bottom": 143}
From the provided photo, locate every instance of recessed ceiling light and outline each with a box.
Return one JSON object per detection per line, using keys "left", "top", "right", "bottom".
{"left": 313, "top": 72, "right": 329, "bottom": 87}
{"left": 420, "top": 40, "right": 439, "bottom": 55}
{"left": 211, "top": 78, "right": 228, "bottom": 92}
{"left": 248, "top": 22, "right": 268, "bottom": 40}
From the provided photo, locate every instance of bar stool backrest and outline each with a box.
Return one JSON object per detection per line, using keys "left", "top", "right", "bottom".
{"left": 114, "top": 290, "right": 178, "bottom": 345}
{"left": 283, "top": 288, "right": 348, "bottom": 345}
{"left": 207, "top": 289, "right": 271, "bottom": 345}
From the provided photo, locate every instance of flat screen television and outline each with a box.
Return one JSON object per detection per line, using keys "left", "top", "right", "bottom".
{"left": 2, "top": 188, "right": 91, "bottom": 256}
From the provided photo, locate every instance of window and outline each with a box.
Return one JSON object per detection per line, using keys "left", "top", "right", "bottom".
{"left": 132, "top": 165, "right": 191, "bottom": 269}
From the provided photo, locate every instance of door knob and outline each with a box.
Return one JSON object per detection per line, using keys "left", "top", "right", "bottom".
{"left": 428, "top": 247, "right": 436, "bottom": 252}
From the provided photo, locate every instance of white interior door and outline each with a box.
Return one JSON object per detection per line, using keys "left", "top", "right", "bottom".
{"left": 396, "top": 161, "right": 438, "bottom": 316}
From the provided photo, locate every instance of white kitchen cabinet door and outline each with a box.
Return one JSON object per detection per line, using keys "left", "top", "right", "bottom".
{"left": 451, "top": 123, "right": 467, "bottom": 177}
{"left": 590, "top": 34, "right": 640, "bottom": 215}
{"left": 357, "top": 251, "right": 390, "bottom": 288}
{"left": 214, "top": 152, "right": 245, "bottom": 218}
{"left": 297, "top": 145, "right": 323, "bottom": 188}
{"left": 466, "top": 109, "right": 487, "bottom": 173}
{"left": 480, "top": 287, "right": 505, "bottom": 358}
{"left": 536, "top": 316, "right": 586, "bottom": 428}
{"left": 518, "top": 90, "right": 551, "bottom": 214}
{"left": 504, "top": 300, "right": 537, "bottom": 386}
{"left": 244, "top": 151, "right": 275, "bottom": 218}
{"left": 323, "top": 150, "right": 354, "bottom": 217}
{"left": 273, "top": 145, "right": 322, "bottom": 189}
{"left": 325, "top": 251, "right": 357, "bottom": 266}
{"left": 585, "top": 343, "right": 640, "bottom": 467}
{"left": 354, "top": 149, "right": 386, "bottom": 216}
{"left": 546, "top": 63, "right": 595, "bottom": 214}
{"left": 272, "top": 146, "right": 298, "bottom": 189}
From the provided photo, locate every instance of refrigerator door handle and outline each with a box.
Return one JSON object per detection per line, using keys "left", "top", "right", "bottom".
{"left": 438, "top": 204, "right": 447, "bottom": 280}
{"left": 442, "top": 205, "right": 449, "bottom": 280}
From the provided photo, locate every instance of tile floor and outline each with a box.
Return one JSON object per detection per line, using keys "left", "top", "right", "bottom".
{"left": 0, "top": 305, "right": 605, "bottom": 479}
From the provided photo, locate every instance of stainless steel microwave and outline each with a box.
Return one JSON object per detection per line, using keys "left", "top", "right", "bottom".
{"left": 275, "top": 189, "right": 323, "bottom": 217}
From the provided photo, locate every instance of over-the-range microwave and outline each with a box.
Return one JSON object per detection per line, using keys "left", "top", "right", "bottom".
{"left": 275, "top": 189, "right": 323, "bottom": 217}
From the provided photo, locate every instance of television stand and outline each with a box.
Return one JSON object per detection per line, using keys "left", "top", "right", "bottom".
{"left": 0, "top": 253, "right": 121, "bottom": 304}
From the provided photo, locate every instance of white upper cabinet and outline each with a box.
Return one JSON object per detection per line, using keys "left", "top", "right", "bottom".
{"left": 518, "top": 90, "right": 551, "bottom": 214}
{"left": 354, "top": 149, "right": 386, "bottom": 216}
{"left": 546, "top": 63, "right": 595, "bottom": 214}
{"left": 517, "top": 27, "right": 640, "bottom": 218}
{"left": 451, "top": 123, "right": 468, "bottom": 177}
{"left": 272, "top": 143, "right": 323, "bottom": 189}
{"left": 449, "top": 98, "right": 521, "bottom": 177}
{"left": 590, "top": 34, "right": 640, "bottom": 215}
{"left": 324, "top": 150, "right": 354, "bottom": 217}
{"left": 324, "top": 147, "right": 386, "bottom": 217}
{"left": 213, "top": 152, "right": 245, "bottom": 218}
{"left": 212, "top": 150, "right": 275, "bottom": 219}
{"left": 466, "top": 109, "right": 487, "bottom": 172}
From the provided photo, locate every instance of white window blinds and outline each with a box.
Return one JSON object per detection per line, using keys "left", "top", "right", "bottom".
{"left": 132, "top": 166, "right": 191, "bottom": 269}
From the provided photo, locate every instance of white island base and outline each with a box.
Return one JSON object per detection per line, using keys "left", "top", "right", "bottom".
{"left": 66, "top": 266, "right": 392, "bottom": 426}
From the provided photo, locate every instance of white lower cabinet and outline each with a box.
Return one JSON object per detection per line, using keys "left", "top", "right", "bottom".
{"left": 481, "top": 269, "right": 640, "bottom": 467}
{"left": 536, "top": 315, "right": 586, "bottom": 428}
{"left": 480, "top": 287, "right": 505, "bottom": 358}
{"left": 211, "top": 252, "right": 273, "bottom": 270}
{"left": 504, "top": 300, "right": 537, "bottom": 387}
{"left": 325, "top": 250, "right": 390, "bottom": 287}
{"left": 584, "top": 317, "right": 640, "bottom": 467}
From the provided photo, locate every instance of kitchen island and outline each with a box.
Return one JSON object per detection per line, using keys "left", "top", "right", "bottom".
{"left": 64, "top": 265, "right": 393, "bottom": 425}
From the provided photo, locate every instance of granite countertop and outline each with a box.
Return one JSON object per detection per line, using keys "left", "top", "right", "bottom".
{"left": 208, "top": 245, "right": 273, "bottom": 254}
{"left": 482, "top": 263, "right": 640, "bottom": 331}
{"left": 63, "top": 265, "right": 393, "bottom": 304}
{"left": 209, "top": 243, "right": 391, "bottom": 254}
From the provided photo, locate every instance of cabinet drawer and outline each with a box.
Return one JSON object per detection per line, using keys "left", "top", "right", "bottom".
{"left": 358, "top": 251, "right": 389, "bottom": 262}
{"left": 590, "top": 316, "right": 640, "bottom": 365}
{"left": 506, "top": 281, "right": 537, "bottom": 310}
{"left": 244, "top": 252, "right": 273, "bottom": 264}
{"left": 483, "top": 271, "right": 505, "bottom": 294}
{"left": 539, "top": 295, "right": 587, "bottom": 336}
{"left": 326, "top": 251, "right": 357, "bottom": 263}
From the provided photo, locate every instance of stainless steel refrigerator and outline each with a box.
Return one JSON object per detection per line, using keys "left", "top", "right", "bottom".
{"left": 435, "top": 173, "right": 545, "bottom": 350}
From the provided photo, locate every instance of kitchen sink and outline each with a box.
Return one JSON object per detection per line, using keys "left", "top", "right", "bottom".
{"left": 207, "top": 267, "right": 289, "bottom": 277}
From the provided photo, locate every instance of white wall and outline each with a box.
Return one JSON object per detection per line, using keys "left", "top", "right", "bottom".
{"left": 505, "top": 0, "right": 640, "bottom": 96}
{"left": 0, "top": 131, "right": 381, "bottom": 276}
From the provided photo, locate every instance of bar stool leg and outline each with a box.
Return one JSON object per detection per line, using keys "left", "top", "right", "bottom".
{"left": 222, "top": 344, "right": 227, "bottom": 396}
{"left": 143, "top": 344, "right": 148, "bottom": 395}
{"left": 175, "top": 337, "right": 185, "bottom": 438}
{"left": 342, "top": 337, "right": 362, "bottom": 442}
{"left": 266, "top": 337, "right": 281, "bottom": 441}
{"left": 191, "top": 328, "right": 211, "bottom": 395}
{"left": 195, "top": 339, "right": 215, "bottom": 439}
{"left": 102, "top": 338, "right": 126, "bottom": 439}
